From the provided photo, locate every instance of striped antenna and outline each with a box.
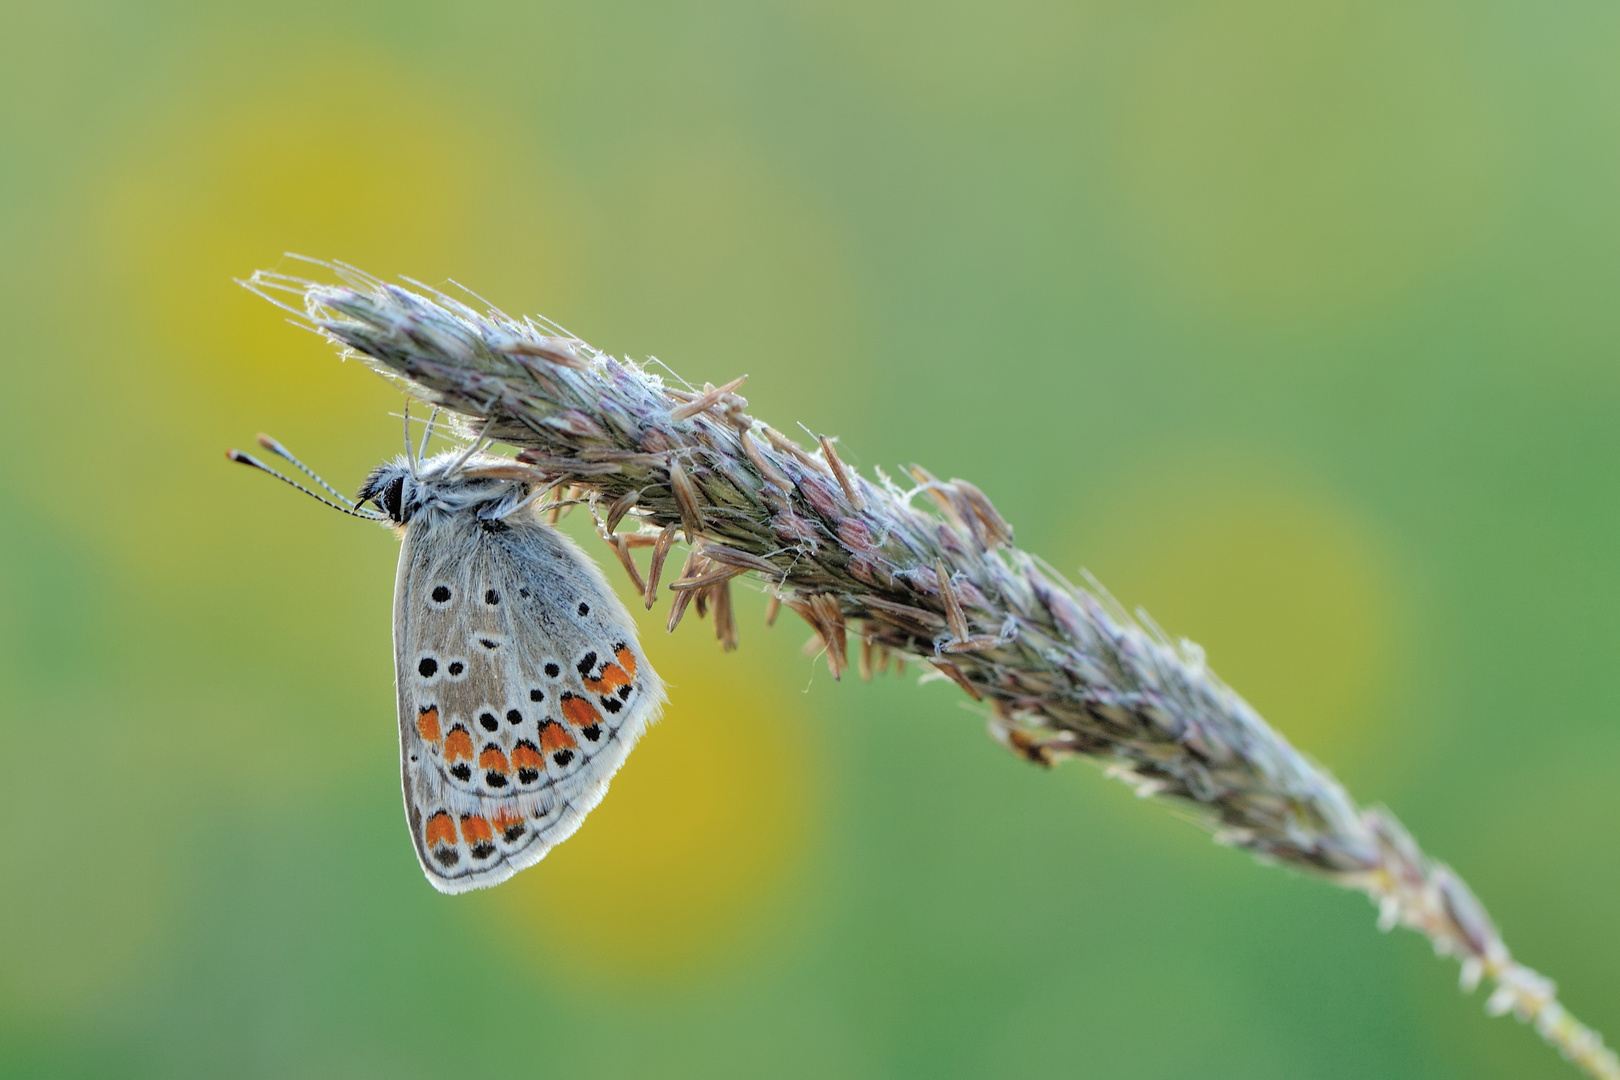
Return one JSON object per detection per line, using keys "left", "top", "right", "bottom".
{"left": 253, "top": 434, "right": 359, "bottom": 506}
{"left": 227, "top": 448, "right": 384, "bottom": 520}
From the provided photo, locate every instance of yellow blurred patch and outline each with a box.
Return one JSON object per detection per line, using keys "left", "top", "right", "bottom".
{"left": 481, "top": 616, "right": 815, "bottom": 981}
{"left": 1109, "top": 0, "right": 1511, "bottom": 322}
{"left": 1070, "top": 457, "right": 1398, "bottom": 768}
{"left": 97, "top": 51, "right": 580, "bottom": 415}
{"left": 81, "top": 50, "right": 582, "bottom": 581}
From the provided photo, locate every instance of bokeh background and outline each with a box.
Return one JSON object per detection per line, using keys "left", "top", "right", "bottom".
{"left": 2, "top": 2, "right": 1618, "bottom": 1077}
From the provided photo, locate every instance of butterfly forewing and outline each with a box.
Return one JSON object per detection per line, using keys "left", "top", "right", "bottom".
{"left": 394, "top": 501, "right": 663, "bottom": 894}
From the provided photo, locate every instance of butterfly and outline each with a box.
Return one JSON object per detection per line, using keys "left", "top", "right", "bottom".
{"left": 230, "top": 422, "right": 664, "bottom": 893}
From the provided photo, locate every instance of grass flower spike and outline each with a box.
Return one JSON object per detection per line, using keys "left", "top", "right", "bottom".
{"left": 244, "top": 260, "right": 1618, "bottom": 1080}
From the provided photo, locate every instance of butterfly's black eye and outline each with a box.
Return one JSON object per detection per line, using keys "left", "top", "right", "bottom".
{"left": 381, "top": 476, "right": 406, "bottom": 521}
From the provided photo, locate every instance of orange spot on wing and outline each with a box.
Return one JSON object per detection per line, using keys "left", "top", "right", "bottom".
{"left": 424, "top": 811, "right": 456, "bottom": 848}
{"left": 492, "top": 809, "right": 523, "bottom": 834}
{"left": 444, "top": 727, "right": 474, "bottom": 762}
{"left": 416, "top": 706, "right": 441, "bottom": 742}
{"left": 560, "top": 693, "right": 602, "bottom": 729}
{"left": 512, "top": 741, "right": 545, "bottom": 770}
{"left": 479, "top": 746, "right": 510, "bottom": 773}
{"left": 584, "top": 663, "right": 631, "bottom": 696}
{"left": 539, "top": 720, "right": 578, "bottom": 753}
{"left": 614, "top": 646, "right": 637, "bottom": 678}
{"left": 460, "top": 815, "right": 493, "bottom": 845}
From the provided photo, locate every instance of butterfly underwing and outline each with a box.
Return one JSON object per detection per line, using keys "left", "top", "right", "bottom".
{"left": 351, "top": 449, "right": 665, "bottom": 893}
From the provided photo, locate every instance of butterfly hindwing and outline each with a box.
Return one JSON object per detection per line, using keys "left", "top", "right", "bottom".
{"left": 394, "top": 501, "right": 663, "bottom": 894}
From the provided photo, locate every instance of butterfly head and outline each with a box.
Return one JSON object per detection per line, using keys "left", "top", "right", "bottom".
{"left": 356, "top": 458, "right": 418, "bottom": 525}
{"left": 229, "top": 431, "right": 530, "bottom": 528}
{"left": 358, "top": 451, "right": 530, "bottom": 527}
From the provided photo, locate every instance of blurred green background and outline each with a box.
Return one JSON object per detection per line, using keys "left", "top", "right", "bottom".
{"left": 2, "top": 1, "right": 1617, "bottom": 1077}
